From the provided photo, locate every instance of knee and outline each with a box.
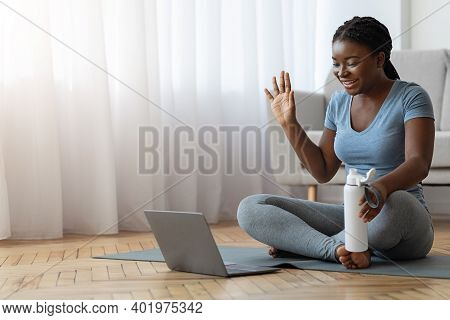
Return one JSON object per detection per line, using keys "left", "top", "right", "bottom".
{"left": 380, "top": 190, "right": 413, "bottom": 219}
{"left": 236, "top": 194, "right": 269, "bottom": 231}
{"left": 369, "top": 191, "right": 417, "bottom": 249}
{"left": 386, "top": 190, "right": 411, "bottom": 204}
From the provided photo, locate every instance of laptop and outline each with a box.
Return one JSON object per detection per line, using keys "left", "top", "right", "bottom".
{"left": 144, "top": 210, "right": 281, "bottom": 277}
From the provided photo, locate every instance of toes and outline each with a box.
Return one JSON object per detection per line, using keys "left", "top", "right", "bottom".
{"left": 268, "top": 247, "right": 278, "bottom": 257}
{"left": 336, "top": 245, "right": 350, "bottom": 257}
{"left": 344, "top": 262, "right": 354, "bottom": 269}
{"left": 349, "top": 251, "right": 371, "bottom": 268}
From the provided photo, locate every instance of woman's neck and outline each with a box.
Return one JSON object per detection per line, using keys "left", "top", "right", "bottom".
{"left": 358, "top": 76, "right": 395, "bottom": 101}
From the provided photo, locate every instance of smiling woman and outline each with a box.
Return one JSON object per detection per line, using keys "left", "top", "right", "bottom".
{"left": 241, "top": 16, "right": 435, "bottom": 269}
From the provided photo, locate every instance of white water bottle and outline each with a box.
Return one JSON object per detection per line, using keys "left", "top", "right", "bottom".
{"left": 343, "top": 168, "right": 376, "bottom": 252}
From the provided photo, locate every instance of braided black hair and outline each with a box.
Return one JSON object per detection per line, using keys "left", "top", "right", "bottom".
{"left": 332, "top": 16, "right": 400, "bottom": 80}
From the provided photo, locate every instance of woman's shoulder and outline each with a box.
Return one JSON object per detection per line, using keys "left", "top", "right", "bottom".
{"left": 393, "top": 80, "right": 431, "bottom": 101}
{"left": 393, "top": 80, "right": 434, "bottom": 120}
{"left": 328, "top": 89, "right": 351, "bottom": 110}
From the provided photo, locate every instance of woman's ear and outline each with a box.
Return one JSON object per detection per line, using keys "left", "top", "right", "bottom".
{"left": 376, "top": 51, "right": 386, "bottom": 68}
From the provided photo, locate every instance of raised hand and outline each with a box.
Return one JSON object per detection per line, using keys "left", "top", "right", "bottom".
{"left": 264, "top": 71, "right": 297, "bottom": 127}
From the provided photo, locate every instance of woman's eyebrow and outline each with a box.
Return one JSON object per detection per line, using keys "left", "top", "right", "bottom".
{"left": 332, "top": 55, "right": 360, "bottom": 60}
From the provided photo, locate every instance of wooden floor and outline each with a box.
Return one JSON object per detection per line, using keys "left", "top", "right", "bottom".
{"left": 1, "top": 217, "right": 450, "bottom": 300}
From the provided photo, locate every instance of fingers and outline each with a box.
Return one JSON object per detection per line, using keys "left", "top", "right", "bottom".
{"left": 358, "top": 202, "right": 369, "bottom": 218}
{"left": 359, "top": 202, "right": 374, "bottom": 223}
{"left": 288, "top": 90, "right": 295, "bottom": 108}
{"left": 272, "top": 77, "right": 280, "bottom": 96}
{"left": 360, "top": 206, "right": 372, "bottom": 222}
{"left": 358, "top": 195, "right": 365, "bottom": 206}
{"left": 264, "top": 88, "right": 274, "bottom": 102}
{"left": 279, "top": 70, "right": 285, "bottom": 93}
{"left": 285, "top": 71, "right": 291, "bottom": 93}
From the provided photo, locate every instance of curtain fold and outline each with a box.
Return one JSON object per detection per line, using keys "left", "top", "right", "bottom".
{"left": 0, "top": 0, "right": 319, "bottom": 239}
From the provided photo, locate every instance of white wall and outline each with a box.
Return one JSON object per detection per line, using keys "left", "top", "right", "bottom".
{"left": 410, "top": 0, "right": 450, "bottom": 50}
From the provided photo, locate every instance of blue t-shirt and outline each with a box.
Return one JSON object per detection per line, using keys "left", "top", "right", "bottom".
{"left": 324, "top": 80, "right": 435, "bottom": 209}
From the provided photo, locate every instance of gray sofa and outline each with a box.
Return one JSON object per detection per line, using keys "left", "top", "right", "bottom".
{"left": 268, "top": 49, "right": 450, "bottom": 201}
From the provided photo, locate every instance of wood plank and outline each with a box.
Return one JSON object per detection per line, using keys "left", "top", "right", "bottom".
{"left": 167, "top": 284, "right": 193, "bottom": 299}
{"left": 78, "top": 247, "right": 92, "bottom": 259}
{"left": 136, "top": 261, "right": 157, "bottom": 275}
{"left": 17, "top": 253, "right": 37, "bottom": 265}
{"left": 150, "top": 287, "right": 172, "bottom": 299}
{"left": 2, "top": 255, "right": 22, "bottom": 267}
{"left": 129, "top": 241, "right": 143, "bottom": 252}
{"left": 92, "top": 246, "right": 105, "bottom": 257}
{"left": 38, "top": 272, "right": 59, "bottom": 288}
{"left": 123, "top": 262, "right": 141, "bottom": 278}
{"left": 92, "top": 266, "right": 109, "bottom": 281}
{"left": 104, "top": 245, "right": 118, "bottom": 255}
{"left": 63, "top": 249, "right": 78, "bottom": 260}
{"left": 116, "top": 243, "right": 130, "bottom": 253}
{"left": 108, "top": 264, "right": 125, "bottom": 280}
{"left": 0, "top": 277, "right": 24, "bottom": 298}
{"left": 57, "top": 271, "right": 76, "bottom": 286}
{"left": 215, "top": 278, "right": 248, "bottom": 299}
{"left": 131, "top": 290, "right": 153, "bottom": 300}
{"left": 113, "top": 292, "right": 133, "bottom": 300}
{"left": 263, "top": 273, "right": 297, "bottom": 290}
{"left": 199, "top": 280, "right": 232, "bottom": 299}
{"left": 75, "top": 269, "right": 92, "bottom": 283}
{"left": 48, "top": 251, "right": 64, "bottom": 263}
{"left": 140, "top": 240, "right": 154, "bottom": 250}
{"left": 249, "top": 276, "right": 280, "bottom": 293}
{"left": 230, "top": 277, "right": 264, "bottom": 295}
{"left": 184, "top": 282, "right": 213, "bottom": 299}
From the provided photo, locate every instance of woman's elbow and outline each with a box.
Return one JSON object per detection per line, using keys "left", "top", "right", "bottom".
{"left": 315, "top": 174, "right": 332, "bottom": 184}
{"left": 415, "top": 157, "right": 431, "bottom": 180}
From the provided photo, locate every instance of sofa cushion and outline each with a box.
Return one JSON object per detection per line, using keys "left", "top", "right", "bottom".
{"left": 390, "top": 49, "right": 448, "bottom": 130}
{"left": 432, "top": 131, "right": 450, "bottom": 168}
{"left": 440, "top": 50, "right": 450, "bottom": 130}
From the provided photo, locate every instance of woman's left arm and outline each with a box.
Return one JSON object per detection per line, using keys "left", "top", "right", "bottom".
{"left": 359, "top": 117, "right": 435, "bottom": 222}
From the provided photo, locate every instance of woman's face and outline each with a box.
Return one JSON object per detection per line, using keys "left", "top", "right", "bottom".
{"left": 331, "top": 39, "right": 385, "bottom": 95}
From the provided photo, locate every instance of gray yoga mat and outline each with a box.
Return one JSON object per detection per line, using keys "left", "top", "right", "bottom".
{"left": 94, "top": 246, "right": 450, "bottom": 279}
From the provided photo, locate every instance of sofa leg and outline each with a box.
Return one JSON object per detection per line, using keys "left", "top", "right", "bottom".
{"left": 307, "top": 185, "right": 317, "bottom": 202}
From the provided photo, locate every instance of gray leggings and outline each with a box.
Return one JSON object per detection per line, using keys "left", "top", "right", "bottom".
{"left": 237, "top": 190, "right": 434, "bottom": 262}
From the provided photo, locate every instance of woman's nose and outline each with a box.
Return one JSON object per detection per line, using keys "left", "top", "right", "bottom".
{"left": 338, "top": 65, "right": 349, "bottom": 78}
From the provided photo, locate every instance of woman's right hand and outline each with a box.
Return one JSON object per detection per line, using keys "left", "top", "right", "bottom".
{"left": 264, "top": 71, "right": 297, "bottom": 127}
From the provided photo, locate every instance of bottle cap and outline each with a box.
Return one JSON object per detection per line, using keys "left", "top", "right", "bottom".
{"left": 346, "top": 168, "right": 361, "bottom": 186}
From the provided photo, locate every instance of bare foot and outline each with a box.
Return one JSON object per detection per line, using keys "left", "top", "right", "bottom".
{"left": 335, "top": 245, "right": 371, "bottom": 269}
{"left": 268, "top": 246, "right": 279, "bottom": 258}
{"left": 267, "top": 246, "right": 295, "bottom": 258}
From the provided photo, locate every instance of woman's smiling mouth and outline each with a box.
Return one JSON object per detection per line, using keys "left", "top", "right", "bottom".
{"left": 341, "top": 79, "right": 358, "bottom": 89}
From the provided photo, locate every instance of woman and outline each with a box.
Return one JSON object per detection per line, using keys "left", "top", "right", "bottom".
{"left": 237, "top": 16, "right": 435, "bottom": 269}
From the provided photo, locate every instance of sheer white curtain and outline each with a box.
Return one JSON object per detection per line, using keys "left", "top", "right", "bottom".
{"left": 0, "top": 0, "right": 320, "bottom": 239}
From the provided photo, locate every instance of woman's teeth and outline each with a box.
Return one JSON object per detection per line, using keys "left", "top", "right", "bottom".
{"left": 342, "top": 79, "right": 357, "bottom": 88}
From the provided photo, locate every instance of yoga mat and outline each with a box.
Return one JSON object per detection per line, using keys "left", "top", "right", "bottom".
{"left": 94, "top": 246, "right": 450, "bottom": 279}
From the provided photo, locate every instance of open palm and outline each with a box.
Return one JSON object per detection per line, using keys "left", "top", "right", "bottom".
{"left": 264, "top": 71, "right": 297, "bottom": 126}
